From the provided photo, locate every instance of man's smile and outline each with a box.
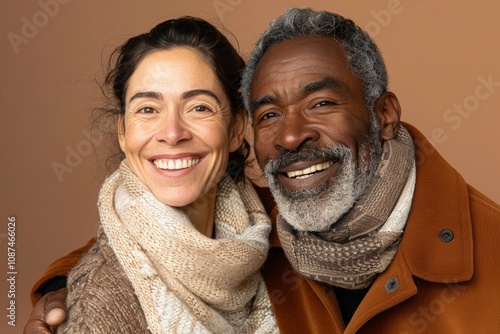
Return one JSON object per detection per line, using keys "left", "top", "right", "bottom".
{"left": 282, "top": 160, "right": 334, "bottom": 179}
{"left": 274, "top": 159, "right": 340, "bottom": 191}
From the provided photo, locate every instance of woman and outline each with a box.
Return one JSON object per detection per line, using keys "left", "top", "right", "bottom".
{"left": 55, "top": 17, "right": 277, "bottom": 333}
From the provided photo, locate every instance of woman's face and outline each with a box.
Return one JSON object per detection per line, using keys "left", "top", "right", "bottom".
{"left": 119, "top": 47, "right": 244, "bottom": 207}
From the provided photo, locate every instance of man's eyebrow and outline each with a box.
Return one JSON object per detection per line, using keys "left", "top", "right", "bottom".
{"left": 302, "top": 77, "right": 344, "bottom": 94}
{"left": 128, "top": 91, "right": 162, "bottom": 104}
{"left": 249, "top": 95, "right": 277, "bottom": 112}
{"left": 249, "top": 77, "right": 345, "bottom": 112}
{"left": 182, "top": 89, "right": 221, "bottom": 105}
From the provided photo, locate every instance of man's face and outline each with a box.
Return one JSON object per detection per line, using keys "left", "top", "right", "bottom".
{"left": 249, "top": 36, "right": 382, "bottom": 231}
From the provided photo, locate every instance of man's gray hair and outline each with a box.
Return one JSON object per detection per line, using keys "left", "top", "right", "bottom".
{"left": 241, "top": 7, "right": 388, "bottom": 114}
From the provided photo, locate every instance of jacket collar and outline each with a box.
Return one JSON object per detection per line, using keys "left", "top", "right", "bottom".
{"left": 400, "top": 123, "right": 473, "bottom": 283}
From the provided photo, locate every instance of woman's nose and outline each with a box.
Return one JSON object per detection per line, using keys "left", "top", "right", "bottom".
{"left": 154, "top": 112, "right": 192, "bottom": 145}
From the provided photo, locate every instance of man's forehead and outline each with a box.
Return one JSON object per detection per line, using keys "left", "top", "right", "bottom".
{"left": 250, "top": 36, "right": 351, "bottom": 96}
{"left": 252, "top": 37, "right": 348, "bottom": 81}
{"left": 260, "top": 36, "right": 344, "bottom": 62}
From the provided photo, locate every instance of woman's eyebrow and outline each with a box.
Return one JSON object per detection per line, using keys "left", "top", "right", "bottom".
{"left": 128, "top": 91, "right": 162, "bottom": 104}
{"left": 182, "top": 89, "right": 221, "bottom": 105}
{"left": 128, "top": 89, "right": 222, "bottom": 105}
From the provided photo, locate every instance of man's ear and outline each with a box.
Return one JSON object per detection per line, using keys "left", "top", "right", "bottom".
{"left": 117, "top": 115, "right": 126, "bottom": 152}
{"left": 229, "top": 110, "right": 248, "bottom": 152}
{"left": 375, "top": 91, "right": 402, "bottom": 140}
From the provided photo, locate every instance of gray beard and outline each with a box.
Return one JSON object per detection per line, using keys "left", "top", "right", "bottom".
{"left": 263, "top": 134, "right": 381, "bottom": 232}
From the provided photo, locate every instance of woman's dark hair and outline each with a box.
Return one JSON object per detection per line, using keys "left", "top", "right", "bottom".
{"left": 96, "top": 16, "right": 248, "bottom": 181}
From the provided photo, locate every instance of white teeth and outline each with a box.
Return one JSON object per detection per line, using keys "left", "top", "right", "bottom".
{"left": 153, "top": 158, "right": 200, "bottom": 170}
{"left": 286, "top": 160, "right": 333, "bottom": 178}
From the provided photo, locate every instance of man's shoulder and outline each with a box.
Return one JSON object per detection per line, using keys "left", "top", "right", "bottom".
{"left": 466, "top": 185, "right": 500, "bottom": 256}
{"left": 467, "top": 184, "right": 500, "bottom": 221}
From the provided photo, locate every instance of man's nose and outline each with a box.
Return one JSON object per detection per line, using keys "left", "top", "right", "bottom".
{"left": 273, "top": 111, "right": 320, "bottom": 152}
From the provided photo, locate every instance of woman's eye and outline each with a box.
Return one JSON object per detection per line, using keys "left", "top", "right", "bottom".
{"left": 193, "top": 104, "right": 213, "bottom": 112}
{"left": 138, "top": 106, "right": 155, "bottom": 114}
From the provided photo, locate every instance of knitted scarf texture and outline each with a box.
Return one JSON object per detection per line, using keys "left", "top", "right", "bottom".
{"left": 278, "top": 125, "right": 416, "bottom": 289}
{"left": 99, "top": 161, "right": 278, "bottom": 333}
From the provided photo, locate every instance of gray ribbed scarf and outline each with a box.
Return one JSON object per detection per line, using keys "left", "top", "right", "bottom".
{"left": 99, "top": 161, "right": 278, "bottom": 333}
{"left": 277, "top": 125, "right": 416, "bottom": 289}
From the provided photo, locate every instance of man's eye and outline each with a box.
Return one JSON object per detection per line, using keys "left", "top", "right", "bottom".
{"left": 261, "top": 112, "right": 278, "bottom": 121}
{"left": 314, "top": 101, "right": 335, "bottom": 108}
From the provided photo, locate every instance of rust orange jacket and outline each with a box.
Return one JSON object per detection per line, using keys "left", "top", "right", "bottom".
{"left": 32, "top": 124, "right": 500, "bottom": 333}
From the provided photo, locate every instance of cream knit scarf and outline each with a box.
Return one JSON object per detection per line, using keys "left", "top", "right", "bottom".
{"left": 278, "top": 125, "right": 416, "bottom": 289}
{"left": 99, "top": 161, "right": 278, "bottom": 333}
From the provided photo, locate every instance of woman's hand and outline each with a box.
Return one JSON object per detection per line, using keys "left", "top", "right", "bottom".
{"left": 23, "top": 288, "right": 67, "bottom": 334}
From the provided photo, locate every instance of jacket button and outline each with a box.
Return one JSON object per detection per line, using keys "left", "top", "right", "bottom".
{"left": 385, "top": 277, "right": 399, "bottom": 293}
{"left": 439, "top": 229, "right": 454, "bottom": 243}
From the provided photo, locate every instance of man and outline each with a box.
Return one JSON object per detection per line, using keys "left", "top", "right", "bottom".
{"left": 25, "top": 8, "right": 500, "bottom": 333}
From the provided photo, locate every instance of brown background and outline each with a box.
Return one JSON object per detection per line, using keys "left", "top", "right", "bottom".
{"left": 1, "top": 1, "right": 499, "bottom": 332}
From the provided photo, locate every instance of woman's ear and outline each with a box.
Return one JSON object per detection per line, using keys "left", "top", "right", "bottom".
{"left": 375, "top": 91, "right": 402, "bottom": 140}
{"left": 117, "top": 115, "right": 126, "bottom": 152}
{"left": 228, "top": 110, "right": 248, "bottom": 152}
